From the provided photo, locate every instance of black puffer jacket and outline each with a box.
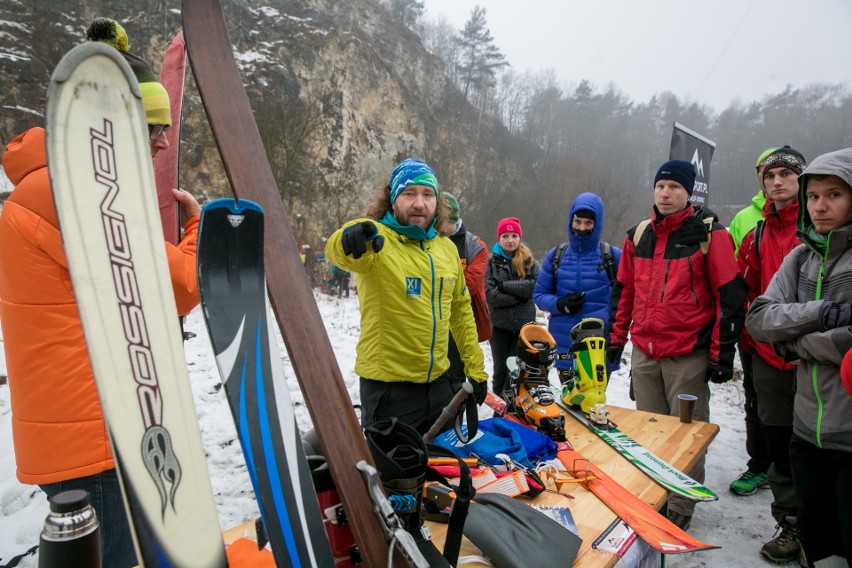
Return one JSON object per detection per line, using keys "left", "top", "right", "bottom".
{"left": 485, "top": 251, "right": 539, "bottom": 332}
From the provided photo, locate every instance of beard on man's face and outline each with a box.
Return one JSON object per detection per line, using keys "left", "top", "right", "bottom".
{"left": 394, "top": 207, "right": 435, "bottom": 230}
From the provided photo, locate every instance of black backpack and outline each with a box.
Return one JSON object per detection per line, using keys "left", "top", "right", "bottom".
{"left": 551, "top": 241, "right": 617, "bottom": 284}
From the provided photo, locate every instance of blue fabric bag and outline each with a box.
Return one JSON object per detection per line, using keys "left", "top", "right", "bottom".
{"left": 481, "top": 418, "right": 558, "bottom": 465}
{"left": 432, "top": 417, "right": 557, "bottom": 468}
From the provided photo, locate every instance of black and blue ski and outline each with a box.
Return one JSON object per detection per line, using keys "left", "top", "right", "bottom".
{"left": 197, "top": 198, "right": 334, "bottom": 567}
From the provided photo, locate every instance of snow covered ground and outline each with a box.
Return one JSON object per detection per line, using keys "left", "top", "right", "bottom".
{"left": 0, "top": 290, "right": 778, "bottom": 567}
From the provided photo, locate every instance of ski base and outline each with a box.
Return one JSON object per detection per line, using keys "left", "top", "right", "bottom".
{"left": 554, "top": 393, "right": 718, "bottom": 502}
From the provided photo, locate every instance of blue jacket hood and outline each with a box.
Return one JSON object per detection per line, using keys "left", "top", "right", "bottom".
{"left": 567, "top": 192, "right": 605, "bottom": 252}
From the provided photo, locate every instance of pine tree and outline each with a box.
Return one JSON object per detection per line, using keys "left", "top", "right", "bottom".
{"left": 455, "top": 6, "right": 508, "bottom": 99}
{"left": 386, "top": 0, "right": 424, "bottom": 29}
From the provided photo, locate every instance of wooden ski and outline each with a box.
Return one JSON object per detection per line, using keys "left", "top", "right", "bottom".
{"left": 181, "top": 1, "right": 423, "bottom": 565}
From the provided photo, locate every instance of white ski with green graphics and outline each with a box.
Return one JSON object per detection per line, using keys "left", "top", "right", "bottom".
{"left": 554, "top": 391, "right": 718, "bottom": 502}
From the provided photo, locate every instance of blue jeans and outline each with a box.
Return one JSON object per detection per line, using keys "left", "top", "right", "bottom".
{"left": 40, "top": 469, "right": 137, "bottom": 568}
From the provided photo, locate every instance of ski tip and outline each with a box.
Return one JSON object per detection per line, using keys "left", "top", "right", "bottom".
{"left": 202, "top": 197, "right": 263, "bottom": 215}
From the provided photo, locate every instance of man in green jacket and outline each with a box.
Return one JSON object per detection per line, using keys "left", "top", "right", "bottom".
{"left": 326, "top": 158, "right": 488, "bottom": 434}
{"left": 727, "top": 146, "right": 779, "bottom": 498}
{"left": 729, "top": 146, "right": 779, "bottom": 254}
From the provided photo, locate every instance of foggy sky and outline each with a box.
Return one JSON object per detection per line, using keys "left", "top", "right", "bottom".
{"left": 421, "top": 0, "right": 852, "bottom": 112}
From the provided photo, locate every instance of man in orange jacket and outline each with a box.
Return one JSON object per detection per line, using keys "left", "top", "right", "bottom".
{"left": 0, "top": 18, "right": 201, "bottom": 568}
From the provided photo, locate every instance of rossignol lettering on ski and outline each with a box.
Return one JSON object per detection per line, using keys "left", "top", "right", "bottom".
{"left": 46, "top": 41, "right": 226, "bottom": 566}
{"left": 92, "top": 118, "right": 182, "bottom": 512}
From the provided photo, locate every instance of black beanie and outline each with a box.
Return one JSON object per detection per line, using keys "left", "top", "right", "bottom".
{"left": 573, "top": 208, "right": 595, "bottom": 221}
{"left": 654, "top": 160, "right": 696, "bottom": 195}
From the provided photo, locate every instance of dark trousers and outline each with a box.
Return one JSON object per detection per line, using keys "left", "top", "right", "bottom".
{"left": 489, "top": 327, "right": 519, "bottom": 398}
{"left": 446, "top": 333, "right": 465, "bottom": 383}
{"left": 40, "top": 469, "right": 137, "bottom": 568}
{"left": 359, "top": 374, "right": 462, "bottom": 435}
{"left": 790, "top": 434, "right": 852, "bottom": 566}
{"left": 752, "top": 355, "right": 796, "bottom": 521}
{"left": 741, "top": 346, "right": 771, "bottom": 474}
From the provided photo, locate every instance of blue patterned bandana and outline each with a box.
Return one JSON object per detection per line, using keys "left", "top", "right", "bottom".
{"left": 389, "top": 158, "right": 439, "bottom": 203}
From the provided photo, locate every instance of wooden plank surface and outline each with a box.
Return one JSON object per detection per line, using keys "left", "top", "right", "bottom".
{"left": 423, "top": 405, "right": 718, "bottom": 568}
{"left": 221, "top": 405, "right": 719, "bottom": 567}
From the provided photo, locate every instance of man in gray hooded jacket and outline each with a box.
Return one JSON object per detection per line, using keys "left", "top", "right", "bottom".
{"left": 746, "top": 147, "right": 852, "bottom": 567}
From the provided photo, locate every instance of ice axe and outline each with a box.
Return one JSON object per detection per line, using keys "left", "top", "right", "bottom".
{"left": 423, "top": 381, "right": 476, "bottom": 444}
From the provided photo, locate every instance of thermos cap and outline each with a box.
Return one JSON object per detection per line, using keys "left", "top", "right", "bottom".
{"left": 49, "top": 489, "right": 91, "bottom": 514}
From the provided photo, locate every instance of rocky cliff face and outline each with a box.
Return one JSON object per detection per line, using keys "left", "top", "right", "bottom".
{"left": 0, "top": 0, "right": 511, "bottom": 241}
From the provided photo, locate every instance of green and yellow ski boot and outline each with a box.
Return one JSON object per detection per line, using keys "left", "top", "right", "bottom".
{"left": 560, "top": 318, "right": 608, "bottom": 414}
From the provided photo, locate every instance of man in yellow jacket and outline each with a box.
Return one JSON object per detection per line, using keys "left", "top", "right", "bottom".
{"left": 0, "top": 19, "right": 201, "bottom": 568}
{"left": 326, "top": 158, "right": 487, "bottom": 434}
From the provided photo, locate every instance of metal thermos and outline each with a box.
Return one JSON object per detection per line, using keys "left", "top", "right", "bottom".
{"left": 38, "top": 489, "right": 102, "bottom": 568}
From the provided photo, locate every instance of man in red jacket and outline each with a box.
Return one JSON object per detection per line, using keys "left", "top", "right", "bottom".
{"left": 609, "top": 159, "right": 747, "bottom": 530}
{"left": 0, "top": 19, "right": 201, "bottom": 568}
{"left": 440, "top": 191, "right": 490, "bottom": 399}
{"left": 737, "top": 146, "right": 807, "bottom": 563}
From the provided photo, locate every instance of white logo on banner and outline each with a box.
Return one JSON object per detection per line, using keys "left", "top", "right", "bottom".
{"left": 691, "top": 149, "right": 705, "bottom": 179}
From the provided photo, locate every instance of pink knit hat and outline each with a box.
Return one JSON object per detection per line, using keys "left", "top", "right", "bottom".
{"left": 497, "top": 217, "right": 522, "bottom": 239}
{"left": 841, "top": 349, "right": 852, "bottom": 397}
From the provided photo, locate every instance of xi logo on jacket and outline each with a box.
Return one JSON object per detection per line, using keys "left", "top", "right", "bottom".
{"left": 406, "top": 277, "right": 422, "bottom": 300}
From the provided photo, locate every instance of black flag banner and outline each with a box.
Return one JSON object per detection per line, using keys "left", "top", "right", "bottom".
{"left": 670, "top": 122, "right": 716, "bottom": 206}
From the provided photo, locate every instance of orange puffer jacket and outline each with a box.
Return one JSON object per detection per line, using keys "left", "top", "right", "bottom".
{"left": 0, "top": 127, "right": 200, "bottom": 484}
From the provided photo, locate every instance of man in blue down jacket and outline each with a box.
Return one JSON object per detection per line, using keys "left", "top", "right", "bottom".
{"left": 534, "top": 193, "right": 621, "bottom": 383}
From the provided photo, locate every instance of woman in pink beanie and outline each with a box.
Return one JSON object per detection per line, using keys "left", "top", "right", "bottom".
{"left": 484, "top": 217, "right": 539, "bottom": 397}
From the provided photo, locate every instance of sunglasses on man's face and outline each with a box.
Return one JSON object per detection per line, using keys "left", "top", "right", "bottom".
{"left": 148, "top": 125, "right": 170, "bottom": 141}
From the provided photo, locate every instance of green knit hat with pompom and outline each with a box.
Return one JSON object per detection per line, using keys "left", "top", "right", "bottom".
{"left": 85, "top": 17, "right": 171, "bottom": 126}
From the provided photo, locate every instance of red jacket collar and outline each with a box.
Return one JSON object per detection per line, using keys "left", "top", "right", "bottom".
{"left": 652, "top": 204, "right": 694, "bottom": 233}
{"left": 762, "top": 198, "right": 798, "bottom": 226}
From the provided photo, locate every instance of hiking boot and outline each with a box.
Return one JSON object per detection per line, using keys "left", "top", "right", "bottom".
{"left": 729, "top": 470, "right": 769, "bottom": 495}
{"left": 666, "top": 510, "right": 692, "bottom": 531}
{"left": 761, "top": 516, "right": 800, "bottom": 564}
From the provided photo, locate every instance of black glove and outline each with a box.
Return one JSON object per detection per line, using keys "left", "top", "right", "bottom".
{"left": 705, "top": 363, "right": 733, "bottom": 384}
{"left": 341, "top": 221, "right": 384, "bottom": 259}
{"left": 606, "top": 342, "right": 624, "bottom": 366}
{"left": 496, "top": 280, "right": 506, "bottom": 293}
{"left": 678, "top": 216, "right": 710, "bottom": 246}
{"left": 468, "top": 378, "right": 487, "bottom": 405}
{"left": 818, "top": 301, "right": 852, "bottom": 332}
{"left": 556, "top": 291, "right": 585, "bottom": 315}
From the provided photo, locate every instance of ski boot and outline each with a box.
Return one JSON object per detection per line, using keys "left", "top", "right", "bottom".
{"left": 364, "top": 418, "right": 450, "bottom": 567}
{"left": 510, "top": 322, "right": 565, "bottom": 441}
{"left": 561, "top": 318, "right": 608, "bottom": 414}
